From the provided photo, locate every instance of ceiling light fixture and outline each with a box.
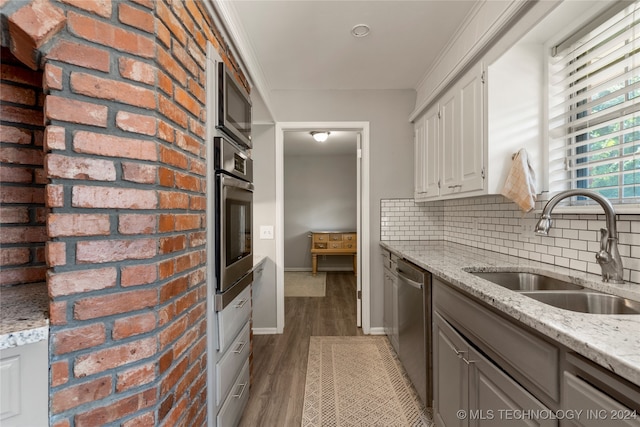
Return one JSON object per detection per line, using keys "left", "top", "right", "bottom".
{"left": 351, "top": 24, "right": 370, "bottom": 38}
{"left": 310, "top": 131, "right": 330, "bottom": 142}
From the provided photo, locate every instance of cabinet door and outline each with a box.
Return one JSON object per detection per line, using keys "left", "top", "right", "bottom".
{"left": 383, "top": 267, "right": 393, "bottom": 336}
{"left": 457, "top": 64, "right": 485, "bottom": 194}
{"left": 414, "top": 105, "right": 440, "bottom": 201}
{"left": 468, "top": 346, "right": 556, "bottom": 427}
{"left": 391, "top": 272, "right": 399, "bottom": 353}
{"left": 440, "top": 90, "right": 458, "bottom": 196}
{"left": 433, "top": 313, "right": 468, "bottom": 427}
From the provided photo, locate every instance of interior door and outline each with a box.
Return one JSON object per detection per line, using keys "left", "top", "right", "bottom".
{"left": 356, "top": 132, "right": 362, "bottom": 328}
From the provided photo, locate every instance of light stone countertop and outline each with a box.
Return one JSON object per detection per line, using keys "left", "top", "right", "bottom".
{"left": 380, "top": 240, "right": 640, "bottom": 388}
{"left": 0, "top": 282, "right": 49, "bottom": 350}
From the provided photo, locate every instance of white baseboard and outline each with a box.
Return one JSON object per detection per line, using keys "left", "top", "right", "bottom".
{"left": 252, "top": 327, "right": 279, "bottom": 335}
{"left": 368, "top": 327, "right": 386, "bottom": 336}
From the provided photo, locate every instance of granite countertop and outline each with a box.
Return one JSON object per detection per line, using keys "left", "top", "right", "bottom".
{"left": 0, "top": 282, "right": 49, "bottom": 349}
{"left": 380, "top": 240, "right": 640, "bottom": 387}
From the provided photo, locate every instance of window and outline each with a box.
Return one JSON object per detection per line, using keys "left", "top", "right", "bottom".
{"left": 548, "top": 0, "right": 640, "bottom": 205}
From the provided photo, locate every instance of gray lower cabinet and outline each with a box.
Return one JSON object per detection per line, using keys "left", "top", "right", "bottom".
{"left": 433, "top": 313, "right": 555, "bottom": 427}
{"left": 382, "top": 250, "right": 399, "bottom": 353}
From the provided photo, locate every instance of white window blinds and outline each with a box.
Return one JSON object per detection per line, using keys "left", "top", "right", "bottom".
{"left": 549, "top": 0, "right": 640, "bottom": 205}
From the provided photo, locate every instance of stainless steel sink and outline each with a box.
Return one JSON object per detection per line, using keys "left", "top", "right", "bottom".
{"left": 521, "top": 291, "right": 640, "bottom": 315}
{"left": 471, "top": 271, "right": 584, "bottom": 291}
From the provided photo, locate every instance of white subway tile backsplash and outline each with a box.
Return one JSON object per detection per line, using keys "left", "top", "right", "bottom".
{"left": 380, "top": 195, "right": 640, "bottom": 285}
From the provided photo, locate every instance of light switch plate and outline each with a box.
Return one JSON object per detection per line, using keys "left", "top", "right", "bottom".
{"left": 260, "top": 225, "right": 274, "bottom": 239}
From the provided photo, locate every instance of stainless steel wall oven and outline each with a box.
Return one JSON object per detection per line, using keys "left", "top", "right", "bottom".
{"left": 214, "top": 137, "right": 253, "bottom": 310}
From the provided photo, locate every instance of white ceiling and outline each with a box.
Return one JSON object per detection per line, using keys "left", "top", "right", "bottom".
{"left": 226, "top": 0, "right": 478, "bottom": 92}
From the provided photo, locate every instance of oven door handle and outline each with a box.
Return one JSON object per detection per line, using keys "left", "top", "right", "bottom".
{"left": 221, "top": 174, "right": 253, "bottom": 192}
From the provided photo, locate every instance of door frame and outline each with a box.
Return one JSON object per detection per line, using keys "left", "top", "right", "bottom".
{"left": 275, "top": 121, "right": 371, "bottom": 334}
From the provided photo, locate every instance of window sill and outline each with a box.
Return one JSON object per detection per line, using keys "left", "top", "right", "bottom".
{"left": 536, "top": 204, "right": 640, "bottom": 215}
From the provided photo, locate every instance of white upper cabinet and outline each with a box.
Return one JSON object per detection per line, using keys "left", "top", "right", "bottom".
{"left": 414, "top": 62, "right": 485, "bottom": 202}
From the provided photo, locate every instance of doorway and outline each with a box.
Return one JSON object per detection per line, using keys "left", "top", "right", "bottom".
{"left": 275, "top": 122, "right": 370, "bottom": 334}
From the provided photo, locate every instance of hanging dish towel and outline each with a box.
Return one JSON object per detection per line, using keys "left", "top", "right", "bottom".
{"left": 501, "top": 148, "right": 537, "bottom": 213}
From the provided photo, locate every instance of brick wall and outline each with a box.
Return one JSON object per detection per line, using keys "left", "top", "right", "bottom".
{"left": 1, "top": 0, "right": 248, "bottom": 425}
{"left": 0, "top": 47, "right": 47, "bottom": 287}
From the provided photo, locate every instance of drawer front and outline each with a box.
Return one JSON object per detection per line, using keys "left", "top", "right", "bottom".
{"left": 433, "top": 279, "right": 559, "bottom": 401}
{"left": 218, "top": 285, "right": 251, "bottom": 353}
{"left": 313, "top": 234, "right": 328, "bottom": 242}
{"left": 564, "top": 372, "right": 640, "bottom": 426}
{"left": 342, "top": 233, "right": 356, "bottom": 242}
{"left": 217, "top": 359, "right": 251, "bottom": 427}
{"left": 217, "top": 322, "right": 251, "bottom": 406}
{"left": 329, "top": 233, "right": 343, "bottom": 241}
{"left": 313, "top": 242, "right": 328, "bottom": 250}
{"left": 342, "top": 240, "right": 356, "bottom": 250}
{"left": 328, "top": 241, "right": 344, "bottom": 249}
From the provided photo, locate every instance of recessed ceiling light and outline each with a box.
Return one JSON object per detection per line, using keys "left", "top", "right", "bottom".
{"left": 351, "top": 24, "right": 370, "bottom": 38}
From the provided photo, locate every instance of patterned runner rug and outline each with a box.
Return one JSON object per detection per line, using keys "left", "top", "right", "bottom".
{"left": 302, "top": 336, "right": 433, "bottom": 427}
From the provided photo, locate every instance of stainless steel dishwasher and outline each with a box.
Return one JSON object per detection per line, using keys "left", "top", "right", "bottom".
{"left": 396, "top": 258, "right": 432, "bottom": 406}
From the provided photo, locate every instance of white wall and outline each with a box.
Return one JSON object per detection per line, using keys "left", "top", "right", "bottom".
{"left": 284, "top": 153, "right": 357, "bottom": 270}
{"left": 252, "top": 89, "right": 416, "bottom": 330}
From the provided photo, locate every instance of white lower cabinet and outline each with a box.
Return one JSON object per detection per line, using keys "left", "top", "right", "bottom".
{"left": 382, "top": 250, "right": 399, "bottom": 353}
{"left": 433, "top": 313, "right": 555, "bottom": 427}
{"left": 0, "top": 340, "right": 48, "bottom": 427}
{"left": 216, "top": 285, "right": 251, "bottom": 426}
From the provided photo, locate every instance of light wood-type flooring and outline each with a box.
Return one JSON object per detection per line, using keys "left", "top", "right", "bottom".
{"left": 238, "top": 272, "right": 364, "bottom": 427}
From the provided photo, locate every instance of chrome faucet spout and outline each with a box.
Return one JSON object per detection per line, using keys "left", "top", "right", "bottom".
{"left": 535, "top": 189, "right": 624, "bottom": 284}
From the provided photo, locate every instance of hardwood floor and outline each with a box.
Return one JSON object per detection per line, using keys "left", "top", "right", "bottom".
{"left": 238, "top": 272, "right": 364, "bottom": 427}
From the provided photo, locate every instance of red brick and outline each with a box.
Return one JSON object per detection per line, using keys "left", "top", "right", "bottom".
{"left": 122, "top": 162, "right": 157, "bottom": 184}
{"left": 59, "top": 0, "right": 112, "bottom": 18}
{"left": 48, "top": 267, "right": 117, "bottom": 297}
{"left": 189, "top": 231, "right": 206, "bottom": 248}
{"left": 157, "top": 71, "right": 172, "bottom": 96}
{"left": 159, "top": 235, "right": 186, "bottom": 255}
{"left": 156, "top": 1, "right": 187, "bottom": 46}
{"left": 47, "top": 213, "right": 110, "bottom": 237}
{"left": 0, "top": 63, "right": 41, "bottom": 86}
{"left": 158, "top": 167, "right": 174, "bottom": 187}
{"left": 8, "top": 0, "right": 66, "bottom": 68}
{"left": 118, "top": 214, "right": 156, "bottom": 235}
{"left": 0, "top": 226, "right": 47, "bottom": 244}
{"left": 43, "top": 62, "right": 62, "bottom": 91}
{"left": 160, "top": 276, "right": 188, "bottom": 304}
{"left": 0, "top": 207, "right": 29, "bottom": 223}
{"left": 44, "top": 96, "right": 107, "bottom": 127}
{"left": 0, "top": 186, "right": 44, "bottom": 204}
{"left": 74, "top": 130, "right": 157, "bottom": 161}
{"left": 171, "top": 1, "right": 196, "bottom": 38}
{"left": 189, "top": 117, "right": 206, "bottom": 140}
{"left": 51, "top": 360, "right": 69, "bottom": 387}
{"left": 116, "top": 111, "right": 156, "bottom": 136}
{"left": 0, "top": 146, "right": 43, "bottom": 165}
{"left": 158, "top": 94, "right": 188, "bottom": 128}
{"left": 0, "top": 247, "right": 29, "bottom": 266}
{"left": 70, "top": 72, "right": 156, "bottom": 109}
{"left": 72, "top": 185, "right": 157, "bottom": 209}
{"left": 74, "top": 337, "right": 156, "bottom": 376}
{"left": 174, "top": 290, "right": 197, "bottom": 317}
{"left": 0, "top": 125, "right": 31, "bottom": 144}
{"left": 116, "top": 362, "right": 155, "bottom": 393}
{"left": 52, "top": 420, "right": 70, "bottom": 427}
{"left": 156, "top": 20, "right": 171, "bottom": 50}
{"left": 131, "top": 0, "right": 153, "bottom": 9}
{"left": 43, "top": 125, "right": 65, "bottom": 151}
{"left": 189, "top": 195, "right": 206, "bottom": 211}
{"left": 74, "top": 289, "right": 158, "bottom": 320}
{"left": 51, "top": 375, "right": 112, "bottom": 413}
{"left": 45, "top": 184, "right": 64, "bottom": 207}
{"left": 121, "top": 263, "right": 157, "bottom": 287}
{"left": 172, "top": 43, "right": 199, "bottom": 79}
{"left": 46, "top": 153, "right": 116, "bottom": 181}
{"left": 119, "top": 3, "right": 154, "bottom": 33}
{"left": 187, "top": 40, "right": 206, "bottom": 72}
{"left": 175, "top": 131, "right": 201, "bottom": 156}
{"left": 0, "top": 104, "right": 43, "bottom": 126}
{"left": 0, "top": 82, "right": 36, "bottom": 105}
{"left": 160, "top": 356, "right": 187, "bottom": 394}
{"left": 175, "top": 214, "right": 200, "bottom": 231}
{"left": 176, "top": 252, "right": 199, "bottom": 273}
{"left": 158, "top": 214, "right": 174, "bottom": 232}
{"left": 54, "top": 323, "right": 106, "bottom": 354}
{"left": 0, "top": 166, "right": 32, "bottom": 183}
{"left": 113, "top": 313, "right": 156, "bottom": 340}
{"left": 45, "top": 241, "right": 66, "bottom": 266}
{"left": 74, "top": 388, "right": 156, "bottom": 427}
{"left": 76, "top": 238, "right": 156, "bottom": 264}
{"left": 175, "top": 351, "right": 199, "bottom": 390}
{"left": 175, "top": 171, "right": 200, "bottom": 192}
{"left": 0, "top": 265, "right": 46, "bottom": 285}
{"left": 67, "top": 11, "right": 154, "bottom": 58}
{"left": 159, "top": 145, "right": 187, "bottom": 169}
{"left": 159, "top": 259, "right": 174, "bottom": 280}
{"left": 49, "top": 300, "right": 67, "bottom": 325}
{"left": 47, "top": 39, "right": 111, "bottom": 72}
{"left": 159, "top": 191, "right": 189, "bottom": 209}
{"left": 122, "top": 411, "right": 155, "bottom": 427}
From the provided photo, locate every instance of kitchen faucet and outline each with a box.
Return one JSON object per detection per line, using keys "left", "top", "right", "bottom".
{"left": 534, "top": 189, "right": 625, "bottom": 284}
